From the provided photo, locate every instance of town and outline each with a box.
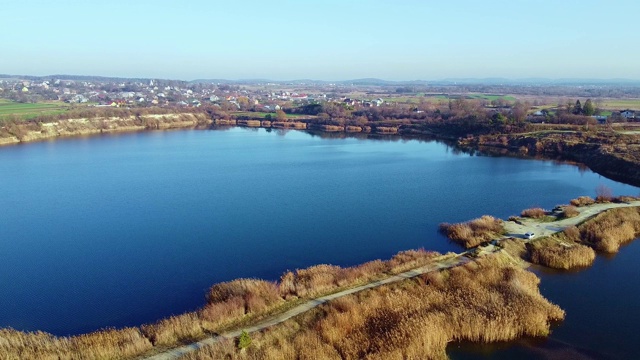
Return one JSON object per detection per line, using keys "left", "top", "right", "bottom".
{"left": 0, "top": 75, "right": 638, "bottom": 125}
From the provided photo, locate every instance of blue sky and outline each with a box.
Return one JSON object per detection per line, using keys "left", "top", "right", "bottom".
{"left": 2, "top": 0, "right": 639, "bottom": 80}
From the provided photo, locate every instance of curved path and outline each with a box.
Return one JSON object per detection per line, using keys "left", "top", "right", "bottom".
{"left": 144, "top": 201, "right": 640, "bottom": 360}
{"left": 144, "top": 256, "right": 466, "bottom": 360}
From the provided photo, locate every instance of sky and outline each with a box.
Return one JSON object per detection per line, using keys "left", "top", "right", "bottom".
{"left": 2, "top": 0, "right": 639, "bottom": 81}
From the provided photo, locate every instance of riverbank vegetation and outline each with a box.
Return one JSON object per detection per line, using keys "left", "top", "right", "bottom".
{"left": 579, "top": 206, "right": 640, "bottom": 253}
{"left": 439, "top": 216, "right": 504, "bottom": 248}
{"left": 527, "top": 231, "right": 596, "bottom": 270}
{"left": 181, "top": 253, "right": 564, "bottom": 360}
{"left": 0, "top": 250, "right": 441, "bottom": 359}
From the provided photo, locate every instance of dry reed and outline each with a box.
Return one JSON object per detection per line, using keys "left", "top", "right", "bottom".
{"left": 520, "top": 208, "right": 547, "bottom": 219}
{"left": 439, "top": 216, "right": 503, "bottom": 248}
{"left": 182, "top": 254, "right": 564, "bottom": 360}
{"left": 570, "top": 196, "right": 595, "bottom": 207}
{"left": 579, "top": 207, "right": 640, "bottom": 253}
{"left": 559, "top": 205, "right": 579, "bottom": 218}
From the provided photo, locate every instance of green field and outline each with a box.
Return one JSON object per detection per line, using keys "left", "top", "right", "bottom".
{"left": 599, "top": 99, "right": 640, "bottom": 110}
{"left": 384, "top": 93, "right": 516, "bottom": 104}
{"left": 0, "top": 100, "right": 70, "bottom": 119}
{"left": 466, "top": 94, "right": 517, "bottom": 102}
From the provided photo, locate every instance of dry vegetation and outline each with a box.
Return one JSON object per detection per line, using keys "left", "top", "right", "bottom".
{"left": 0, "top": 327, "right": 152, "bottom": 360}
{"left": 182, "top": 254, "right": 564, "bottom": 360}
{"left": 527, "top": 228, "right": 596, "bottom": 270}
{"left": 570, "top": 196, "right": 595, "bottom": 207}
{"left": 0, "top": 250, "right": 440, "bottom": 359}
{"left": 439, "top": 215, "right": 504, "bottom": 248}
{"left": 520, "top": 207, "right": 547, "bottom": 219}
{"left": 559, "top": 205, "right": 580, "bottom": 218}
{"left": 579, "top": 207, "right": 640, "bottom": 253}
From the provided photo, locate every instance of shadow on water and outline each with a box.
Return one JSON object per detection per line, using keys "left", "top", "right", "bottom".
{"left": 447, "top": 337, "right": 615, "bottom": 360}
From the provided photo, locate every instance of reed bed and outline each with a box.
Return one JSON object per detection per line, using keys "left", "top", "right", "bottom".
{"left": 0, "top": 249, "right": 440, "bottom": 358}
{"left": 439, "top": 216, "right": 504, "bottom": 248}
{"left": 579, "top": 207, "right": 640, "bottom": 253}
{"left": 182, "top": 254, "right": 564, "bottom": 360}
{"left": 528, "top": 238, "right": 596, "bottom": 270}
{"left": 559, "top": 205, "right": 580, "bottom": 218}
{"left": 520, "top": 207, "right": 547, "bottom": 219}
{"left": 570, "top": 196, "right": 595, "bottom": 207}
{"left": 0, "top": 327, "right": 152, "bottom": 360}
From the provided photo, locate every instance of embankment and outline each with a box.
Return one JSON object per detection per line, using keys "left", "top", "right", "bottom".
{"left": 458, "top": 131, "right": 640, "bottom": 187}
{"left": 0, "top": 113, "right": 212, "bottom": 146}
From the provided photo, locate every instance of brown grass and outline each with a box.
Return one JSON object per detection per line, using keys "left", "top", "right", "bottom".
{"left": 528, "top": 239, "right": 596, "bottom": 270}
{"left": 182, "top": 254, "right": 564, "bottom": 360}
{"left": 579, "top": 207, "right": 640, "bottom": 253}
{"left": 0, "top": 327, "right": 152, "bottom": 360}
{"left": 439, "top": 216, "right": 503, "bottom": 248}
{"left": 570, "top": 196, "right": 595, "bottom": 207}
{"left": 520, "top": 208, "right": 547, "bottom": 219}
{"left": 0, "top": 249, "right": 441, "bottom": 358}
{"left": 559, "top": 205, "right": 580, "bottom": 218}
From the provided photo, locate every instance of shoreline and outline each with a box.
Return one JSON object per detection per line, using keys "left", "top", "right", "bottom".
{"left": 3, "top": 113, "right": 639, "bottom": 189}
{"left": 3, "top": 199, "right": 638, "bottom": 359}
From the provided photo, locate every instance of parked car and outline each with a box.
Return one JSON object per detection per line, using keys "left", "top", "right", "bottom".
{"left": 524, "top": 232, "right": 535, "bottom": 239}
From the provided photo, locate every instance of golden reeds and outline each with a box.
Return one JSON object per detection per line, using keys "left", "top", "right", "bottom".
{"left": 439, "top": 216, "right": 503, "bottom": 248}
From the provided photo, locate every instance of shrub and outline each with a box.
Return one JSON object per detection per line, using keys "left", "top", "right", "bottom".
{"left": 439, "top": 216, "right": 504, "bottom": 248}
{"left": 560, "top": 206, "right": 579, "bottom": 218}
{"left": 237, "top": 330, "right": 251, "bottom": 349}
{"left": 570, "top": 196, "right": 595, "bottom": 207}
{"left": 520, "top": 208, "right": 547, "bottom": 218}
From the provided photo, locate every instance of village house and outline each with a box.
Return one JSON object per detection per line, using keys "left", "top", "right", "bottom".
{"left": 621, "top": 109, "right": 636, "bottom": 119}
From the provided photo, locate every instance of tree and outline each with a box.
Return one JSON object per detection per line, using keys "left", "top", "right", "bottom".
{"left": 237, "top": 330, "right": 252, "bottom": 349}
{"left": 595, "top": 184, "right": 613, "bottom": 202}
{"left": 573, "top": 100, "right": 583, "bottom": 115}
{"left": 275, "top": 109, "right": 287, "bottom": 122}
{"left": 511, "top": 101, "right": 529, "bottom": 123}
{"left": 583, "top": 99, "right": 595, "bottom": 116}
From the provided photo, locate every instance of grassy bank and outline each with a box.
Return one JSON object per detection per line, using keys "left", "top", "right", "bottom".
{"left": 181, "top": 253, "right": 564, "bottom": 360}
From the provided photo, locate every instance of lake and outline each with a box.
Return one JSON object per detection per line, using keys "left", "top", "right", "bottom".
{"left": 0, "top": 128, "right": 637, "bottom": 353}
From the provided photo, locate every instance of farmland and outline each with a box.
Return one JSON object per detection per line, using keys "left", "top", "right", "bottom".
{"left": 0, "top": 100, "right": 71, "bottom": 119}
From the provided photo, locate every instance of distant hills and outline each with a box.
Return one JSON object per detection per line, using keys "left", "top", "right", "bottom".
{"left": 1, "top": 74, "right": 640, "bottom": 87}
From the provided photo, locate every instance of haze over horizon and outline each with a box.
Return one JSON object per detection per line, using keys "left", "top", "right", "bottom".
{"left": 3, "top": 0, "right": 639, "bottom": 81}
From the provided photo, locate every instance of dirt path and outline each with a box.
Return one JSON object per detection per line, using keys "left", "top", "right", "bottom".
{"left": 503, "top": 201, "right": 640, "bottom": 240}
{"left": 143, "top": 256, "right": 466, "bottom": 360}
{"left": 144, "top": 201, "right": 640, "bottom": 360}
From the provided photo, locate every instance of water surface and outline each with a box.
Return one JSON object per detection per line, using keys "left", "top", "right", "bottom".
{"left": 0, "top": 128, "right": 636, "bottom": 336}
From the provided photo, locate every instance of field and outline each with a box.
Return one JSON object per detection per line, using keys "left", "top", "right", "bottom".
{"left": 0, "top": 100, "right": 70, "bottom": 119}
{"left": 383, "top": 93, "right": 516, "bottom": 105}
{"left": 598, "top": 98, "right": 640, "bottom": 111}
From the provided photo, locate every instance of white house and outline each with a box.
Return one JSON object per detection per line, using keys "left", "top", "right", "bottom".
{"left": 621, "top": 110, "right": 636, "bottom": 119}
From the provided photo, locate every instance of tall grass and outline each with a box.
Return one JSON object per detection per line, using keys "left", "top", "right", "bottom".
{"left": 559, "top": 205, "right": 580, "bottom": 218}
{"left": 182, "top": 254, "right": 564, "bottom": 360}
{"left": 520, "top": 208, "right": 547, "bottom": 219}
{"left": 528, "top": 236, "right": 596, "bottom": 270}
{"left": 570, "top": 196, "right": 595, "bottom": 207}
{"left": 0, "top": 249, "right": 440, "bottom": 358}
{"left": 579, "top": 207, "right": 640, "bottom": 253}
{"left": 439, "top": 216, "right": 503, "bottom": 248}
{"left": 0, "top": 327, "right": 152, "bottom": 360}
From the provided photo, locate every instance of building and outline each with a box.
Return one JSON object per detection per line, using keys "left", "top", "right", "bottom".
{"left": 621, "top": 110, "right": 636, "bottom": 119}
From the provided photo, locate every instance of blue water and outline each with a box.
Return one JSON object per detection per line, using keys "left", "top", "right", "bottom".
{"left": 0, "top": 128, "right": 636, "bottom": 336}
